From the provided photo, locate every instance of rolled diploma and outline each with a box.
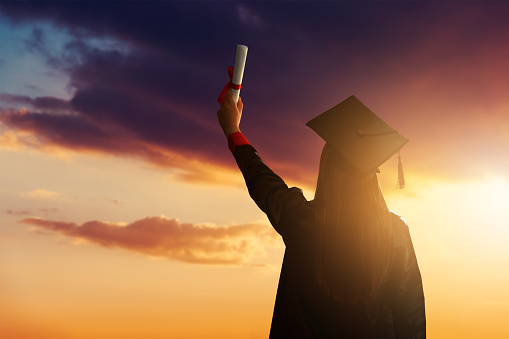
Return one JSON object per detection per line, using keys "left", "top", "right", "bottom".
{"left": 231, "top": 45, "right": 248, "bottom": 103}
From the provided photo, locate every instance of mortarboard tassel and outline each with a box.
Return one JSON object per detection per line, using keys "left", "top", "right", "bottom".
{"left": 397, "top": 151, "right": 405, "bottom": 189}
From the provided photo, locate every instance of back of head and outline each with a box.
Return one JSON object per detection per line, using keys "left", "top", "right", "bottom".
{"left": 314, "top": 144, "right": 393, "bottom": 306}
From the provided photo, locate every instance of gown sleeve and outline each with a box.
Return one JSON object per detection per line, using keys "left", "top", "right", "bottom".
{"left": 232, "top": 143, "right": 307, "bottom": 237}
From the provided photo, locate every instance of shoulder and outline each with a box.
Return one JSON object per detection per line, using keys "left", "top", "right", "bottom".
{"left": 279, "top": 188, "right": 313, "bottom": 222}
{"left": 390, "top": 210, "right": 408, "bottom": 228}
{"left": 390, "top": 210, "right": 410, "bottom": 248}
{"left": 277, "top": 191, "right": 314, "bottom": 241}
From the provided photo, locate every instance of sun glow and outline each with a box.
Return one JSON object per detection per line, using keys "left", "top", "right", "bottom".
{"left": 473, "top": 178, "right": 509, "bottom": 219}
{"left": 386, "top": 176, "right": 509, "bottom": 262}
{"left": 461, "top": 178, "right": 509, "bottom": 258}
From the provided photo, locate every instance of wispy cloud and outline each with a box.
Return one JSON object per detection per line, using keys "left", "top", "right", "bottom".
{"left": 0, "top": 93, "right": 71, "bottom": 112}
{"left": 6, "top": 209, "right": 31, "bottom": 216}
{"left": 237, "top": 4, "right": 265, "bottom": 29}
{"left": 6, "top": 208, "right": 59, "bottom": 216}
{"left": 21, "top": 216, "right": 281, "bottom": 265}
{"left": 21, "top": 189, "right": 61, "bottom": 199}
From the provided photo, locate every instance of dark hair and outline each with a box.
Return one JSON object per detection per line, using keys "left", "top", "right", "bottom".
{"left": 314, "top": 144, "right": 393, "bottom": 305}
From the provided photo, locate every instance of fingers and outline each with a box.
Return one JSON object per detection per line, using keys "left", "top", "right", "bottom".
{"left": 217, "top": 90, "right": 243, "bottom": 138}
{"left": 225, "top": 90, "right": 243, "bottom": 114}
{"left": 237, "top": 96, "right": 243, "bottom": 113}
{"left": 220, "top": 89, "right": 242, "bottom": 115}
{"left": 226, "top": 89, "right": 234, "bottom": 103}
{"left": 219, "top": 90, "right": 231, "bottom": 109}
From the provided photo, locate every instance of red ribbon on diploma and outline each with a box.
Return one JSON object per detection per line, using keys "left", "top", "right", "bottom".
{"left": 217, "top": 67, "right": 241, "bottom": 104}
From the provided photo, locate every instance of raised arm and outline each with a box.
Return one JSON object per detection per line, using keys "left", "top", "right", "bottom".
{"left": 216, "top": 91, "right": 308, "bottom": 238}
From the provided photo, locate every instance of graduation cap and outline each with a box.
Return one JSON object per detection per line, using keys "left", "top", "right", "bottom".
{"left": 306, "top": 95, "right": 408, "bottom": 187}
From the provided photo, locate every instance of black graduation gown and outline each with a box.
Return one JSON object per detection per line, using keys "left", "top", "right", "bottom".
{"left": 233, "top": 144, "right": 426, "bottom": 339}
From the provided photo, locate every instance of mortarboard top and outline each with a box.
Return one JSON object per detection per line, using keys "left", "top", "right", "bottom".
{"left": 306, "top": 95, "right": 409, "bottom": 174}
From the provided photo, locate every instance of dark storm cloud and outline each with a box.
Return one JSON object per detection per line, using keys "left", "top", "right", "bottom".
{"left": 1, "top": 2, "right": 509, "bottom": 184}
{"left": 0, "top": 93, "right": 71, "bottom": 111}
{"left": 0, "top": 106, "right": 241, "bottom": 185}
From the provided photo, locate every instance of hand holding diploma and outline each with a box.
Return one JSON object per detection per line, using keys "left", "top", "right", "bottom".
{"left": 217, "top": 90, "right": 243, "bottom": 137}
{"left": 217, "top": 44, "right": 248, "bottom": 104}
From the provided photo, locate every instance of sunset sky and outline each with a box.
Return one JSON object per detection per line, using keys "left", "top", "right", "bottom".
{"left": 1, "top": 1, "right": 509, "bottom": 338}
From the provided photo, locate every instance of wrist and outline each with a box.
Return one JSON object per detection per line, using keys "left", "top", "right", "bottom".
{"left": 227, "top": 131, "right": 250, "bottom": 153}
{"left": 224, "top": 127, "right": 241, "bottom": 138}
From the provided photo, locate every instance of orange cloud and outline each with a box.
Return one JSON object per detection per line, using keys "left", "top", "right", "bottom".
{"left": 21, "top": 216, "right": 281, "bottom": 265}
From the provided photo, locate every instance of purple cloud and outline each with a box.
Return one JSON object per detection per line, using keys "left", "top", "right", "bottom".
{"left": 1, "top": 2, "right": 509, "bottom": 185}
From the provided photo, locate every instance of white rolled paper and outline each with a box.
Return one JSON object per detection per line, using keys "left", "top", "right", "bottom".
{"left": 231, "top": 44, "right": 248, "bottom": 103}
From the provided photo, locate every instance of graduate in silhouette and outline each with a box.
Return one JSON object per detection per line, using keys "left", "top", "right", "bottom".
{"left": 217, "top": 91, "right": 426, "bottom": 338}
